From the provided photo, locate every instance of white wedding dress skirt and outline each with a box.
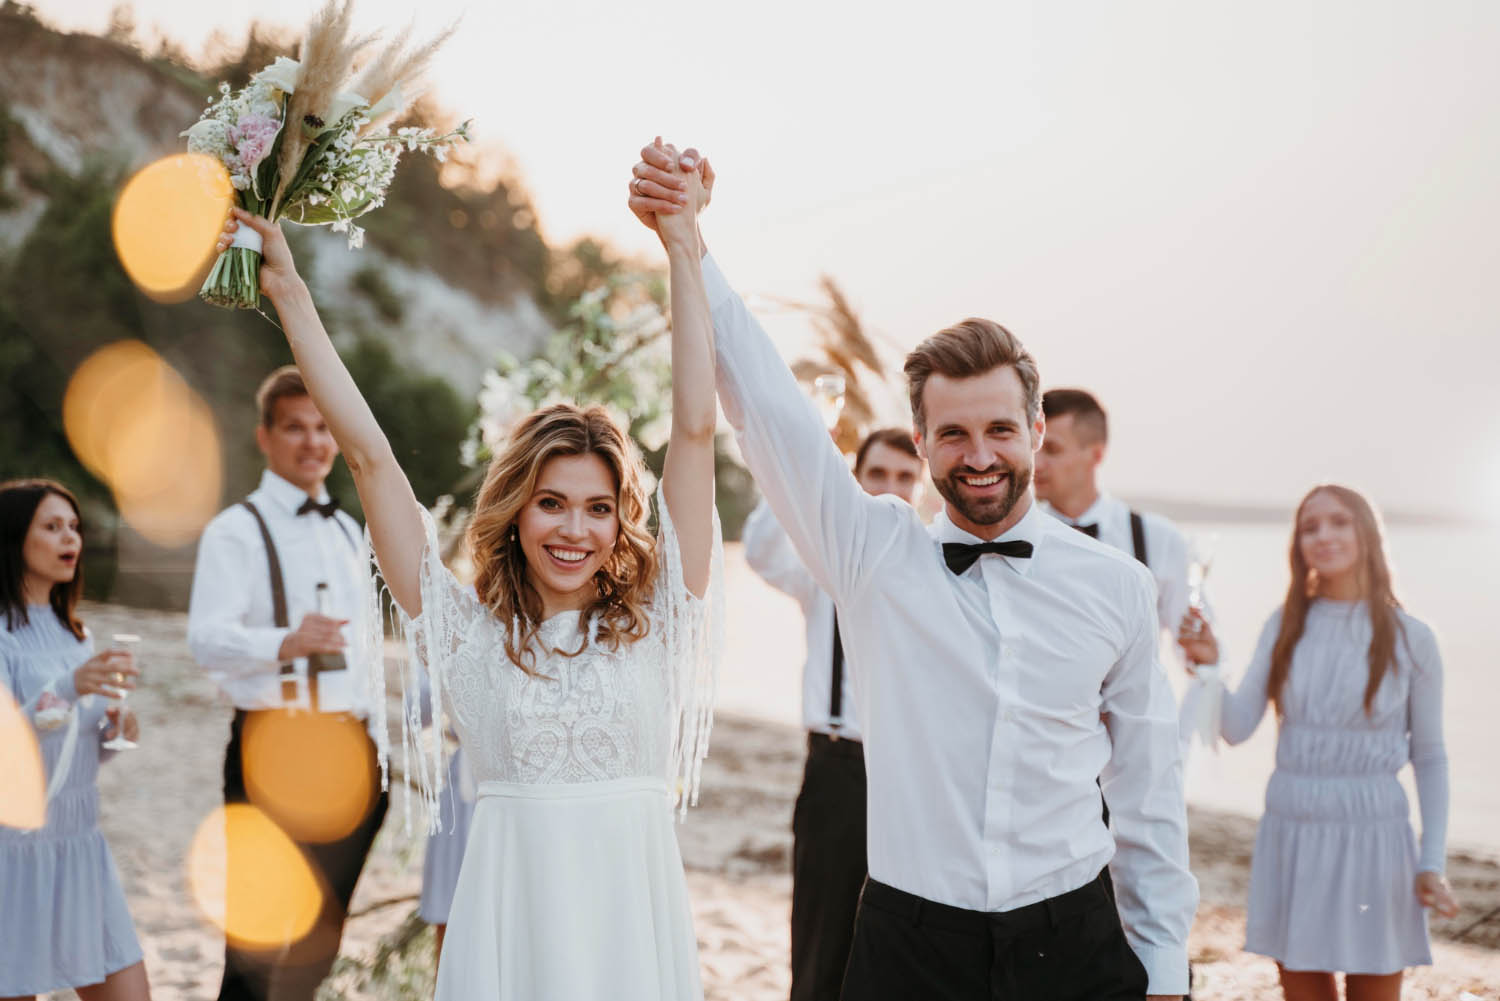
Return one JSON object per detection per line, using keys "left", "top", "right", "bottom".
{"left": 435, "top": 777, "right": 703, "bottom": 1000}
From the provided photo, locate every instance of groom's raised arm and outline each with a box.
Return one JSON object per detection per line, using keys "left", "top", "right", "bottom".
{"left": 701, "top": 254, "right": 903, "bottom": 603}
{"left": 628, "top": 141, "right": 905, "bottom": 602}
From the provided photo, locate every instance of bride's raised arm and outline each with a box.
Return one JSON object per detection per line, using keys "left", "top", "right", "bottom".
{"left": 652, "top": 148, "right": 717, "bottom": 599}
{"left": 214, "top": 208, "right": 428, "bottom": 616}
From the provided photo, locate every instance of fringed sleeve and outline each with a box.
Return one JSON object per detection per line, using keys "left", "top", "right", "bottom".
{"left": 650, "top": 483, "right": 726, "bottom": 818}
{"left": 363, "top": 506, "right": 480, "bottom": 835}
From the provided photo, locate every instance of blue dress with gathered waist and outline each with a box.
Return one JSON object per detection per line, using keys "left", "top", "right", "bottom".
{"left": 1222, "top": 600, "right": 1448, "bottom": 974}
{"left": 0, "top": 607, "right": 143, "bottom": 994}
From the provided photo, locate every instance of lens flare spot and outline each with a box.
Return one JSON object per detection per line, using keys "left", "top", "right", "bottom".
{"left": 0, "top": 688, "right": 45, "bottom": 830}
{"left": 62, "top": 341, "right": 223, "bottom": 547}
{"left": 242, "top": 711, "right": 376, "bottom": 844}
{"left": 188, "top": 804, "right": 325, "bottom": 951}
{"left": 112, "top": 153, "right": 234, "bottom": 303}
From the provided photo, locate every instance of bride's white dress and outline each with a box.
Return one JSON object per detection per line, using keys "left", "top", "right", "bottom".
{"left": 386, "top": 487, "right": 722, "bottom": 1000}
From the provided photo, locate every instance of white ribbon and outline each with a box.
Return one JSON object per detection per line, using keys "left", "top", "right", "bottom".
{"left": 1191, "top": 665, "right": 1223, "bottom": 750}
{"left": 230, "top": 225, "right": 264, "bottom": 255}
{"left": 43, "top": 699, "right": 83, "bottom": 805}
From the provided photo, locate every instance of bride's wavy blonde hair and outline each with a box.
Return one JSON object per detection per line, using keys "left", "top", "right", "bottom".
{"left": 468, "top": 403, "right": 658, "bottom": 675}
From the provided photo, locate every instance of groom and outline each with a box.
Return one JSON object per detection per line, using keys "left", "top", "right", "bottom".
{"left": 628, "top": 144, "right": 1196, "bottom": 1000}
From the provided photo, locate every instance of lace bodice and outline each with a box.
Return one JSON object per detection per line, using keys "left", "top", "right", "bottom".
{"left": 366, "top": 485, "right": 724, "bottom": 831}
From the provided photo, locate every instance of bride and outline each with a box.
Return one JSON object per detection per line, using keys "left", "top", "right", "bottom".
{"left": 214, "top": 149, "right": 721, "bottom": 999}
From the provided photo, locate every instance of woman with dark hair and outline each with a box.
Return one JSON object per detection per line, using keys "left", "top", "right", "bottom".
{"left": 0, "top": 479, "right": 150, "bottom": 1001}
{"left": 1180, "top": 484, "right": 1456, "bottom": 1001}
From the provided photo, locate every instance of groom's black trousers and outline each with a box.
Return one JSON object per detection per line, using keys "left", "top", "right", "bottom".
{"left": 839, "top": 871, "right": 1149, "bottom": 1001}
{"left": 790, "top": 732, "right": 868, "bottom": 1001}
{"left": 217, "top": 709, "right": 388, "bottom": 1001}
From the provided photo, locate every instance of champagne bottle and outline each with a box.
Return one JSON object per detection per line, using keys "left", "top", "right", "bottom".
{"left": 307, "top": 581, "right": 347, "bottom": 711}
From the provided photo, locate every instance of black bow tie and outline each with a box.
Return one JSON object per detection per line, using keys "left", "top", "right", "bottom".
{"left": 1073, "top": 522, "right": 1100, "bottom": 539}
{"left": 297, "top": 496, "right": 340, "bottom": 519}
{"left": 942, "top": 539, "right": 1034, "bottom": 575}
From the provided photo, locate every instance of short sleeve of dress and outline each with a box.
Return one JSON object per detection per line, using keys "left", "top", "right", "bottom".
{"left": 649, "top": 483, "right": 726, "bottom": 816}
{"left": 363, "top": 505, "right": 482, "bottom": 834}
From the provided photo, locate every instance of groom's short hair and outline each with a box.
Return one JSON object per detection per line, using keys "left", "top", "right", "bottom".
{"left": 256, "top": 365, "right": 310, "bottom": 428}
{"left": 903, "top": 319, "right": 1040, "bottom": 434}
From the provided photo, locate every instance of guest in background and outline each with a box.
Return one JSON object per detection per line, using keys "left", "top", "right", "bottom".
{"left": 188, "top": 368, "right": 388, "bottom": 1001}
{"left": 1179, "top": 484, "right": 1457, "bottom": 1001}
{"left": 0, "top": 479, "right": 149, "bottom": 1001}
{"left": 1035, "top": 388, "right": 1214, "bottom": 669}
{"left": 742, "top": 427, "right": 924, "bottom": 1001}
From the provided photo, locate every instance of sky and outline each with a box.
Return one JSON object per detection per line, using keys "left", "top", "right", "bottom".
{"left": 34, "top": 0, "right": 1500, "bottom": 521}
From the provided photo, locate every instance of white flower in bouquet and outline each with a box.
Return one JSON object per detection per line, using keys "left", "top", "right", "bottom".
{"left": 254, "top": 55, "right": 302, "bottom": 95}
{"left": 183, "top": 118, "right": 233, "bottom": 158}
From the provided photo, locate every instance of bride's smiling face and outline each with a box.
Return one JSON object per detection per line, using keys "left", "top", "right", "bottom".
{"left": 517, "top": 452, "right": 621, "bottom": 615}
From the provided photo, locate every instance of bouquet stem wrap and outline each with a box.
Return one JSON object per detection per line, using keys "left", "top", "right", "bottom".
{"left": 198, "top": 225, "right": 266, "bottom": 309}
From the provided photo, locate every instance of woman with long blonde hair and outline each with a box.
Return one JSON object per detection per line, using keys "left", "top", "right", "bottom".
{"left": 213, "top": 144, "right": 721, "bottom": 1000}
{"left": 1180, "top": 485, "right": 1456, "bottom": 1001}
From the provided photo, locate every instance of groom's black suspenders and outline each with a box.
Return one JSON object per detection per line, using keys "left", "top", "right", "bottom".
{"left": 240, "top": 500, "right": 299, "bottom": 705}
{"left": 1100, "top": 512, "right": 1148, "bottom": 838}
{"left": 1129, "top": 510, "right": 1148, "bottom": 568}
{"left": 828, "top": 615, "right": 847, "bottom": 739}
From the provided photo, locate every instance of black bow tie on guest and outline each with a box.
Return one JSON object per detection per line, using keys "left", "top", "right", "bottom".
{"left": 942, "top": 539, "right": 1034, "bottom": 575}
{"left": 297, "top": 497, "right": 340, "bottom": 519}
{"left": 1073, "top": 522, "right": 1100, "bottom": 539}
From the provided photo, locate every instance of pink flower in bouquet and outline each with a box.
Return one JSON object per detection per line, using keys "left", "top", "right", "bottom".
{"left": 229, "top": 112, "right": 282, "bottom": 170}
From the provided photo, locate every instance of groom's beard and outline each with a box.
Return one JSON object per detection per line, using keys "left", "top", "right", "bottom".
{"left": 934, "top": 458, "right": 1032, "bottom": 528}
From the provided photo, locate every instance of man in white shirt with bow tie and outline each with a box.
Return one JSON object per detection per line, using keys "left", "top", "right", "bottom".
{"left": 628, "top": 142, "right": 1195, "bottom": 1000}
{"left": 188, "top": 366, "right": 388, "bottom": 1001}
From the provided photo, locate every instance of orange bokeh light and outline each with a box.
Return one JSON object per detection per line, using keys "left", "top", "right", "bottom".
{"left": 241, "top": 710, "right": 377, "bottom": 844}
{"left": 187, "top": 803, "right": 325, "bottom": 952}
{"left": 62, "top": 340, "right": 223, "bottom": 547}
{"left": 0, "top": 688, "right": 46, "bottom": 830}
{"left": 112, "top": 153, "right": 234, "bottom": 303}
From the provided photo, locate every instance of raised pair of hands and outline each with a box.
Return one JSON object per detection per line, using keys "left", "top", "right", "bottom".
{"left": 627, "top": 137, "right": 714, "bottom": 251}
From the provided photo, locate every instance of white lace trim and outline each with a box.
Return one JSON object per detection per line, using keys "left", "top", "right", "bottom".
{"left": 653, "top": 482, "right": 724, "bottom": 816}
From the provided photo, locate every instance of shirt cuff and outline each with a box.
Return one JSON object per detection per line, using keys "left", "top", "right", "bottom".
{"left": 248, "top": 627, "right": 292, "bottom": 664}
{"left": 1133, "top": 943, "right": 1190, "bottom": 997}
{"left": 700, "top": 253, "right": 736, "bottom": 313}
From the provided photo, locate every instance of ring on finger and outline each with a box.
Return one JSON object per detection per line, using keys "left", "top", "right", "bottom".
{"left": 112, "top": 672, "right": 125, "bottom": 686}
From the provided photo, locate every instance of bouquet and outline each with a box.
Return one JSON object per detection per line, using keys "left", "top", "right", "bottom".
{"left": 183, "top": 0, "right": 470, "bottom": 309}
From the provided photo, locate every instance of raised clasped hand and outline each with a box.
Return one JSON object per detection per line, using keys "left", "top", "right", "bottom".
{"left": 628, "top": 137, "right": 714, "bottom": 248}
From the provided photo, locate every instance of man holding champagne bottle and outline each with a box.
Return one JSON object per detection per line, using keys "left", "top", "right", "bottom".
{"left": 187, "top": 366, "right": 388, "bottom": 1001}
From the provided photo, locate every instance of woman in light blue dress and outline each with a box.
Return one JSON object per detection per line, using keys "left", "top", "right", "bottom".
{"left": 0, "top": 479, "right": 149, "bottom": 1001}
{"left": 1180, "top": 484, "right": 1457, "bottom": 1001}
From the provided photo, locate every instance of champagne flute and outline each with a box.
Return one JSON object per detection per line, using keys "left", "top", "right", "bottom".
{"left": 1185, "top": 532, "right": 1219, "bottom": 632}
{"left": 101, "top": 633, "right": 140, "bottom": 751}
{"left": 813, "top": 373, "right": 846, "bottom": 431}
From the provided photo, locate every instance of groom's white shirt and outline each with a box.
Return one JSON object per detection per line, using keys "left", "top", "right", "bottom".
{"left": 704, "top": 253, "right": 1197, "bottom": 995}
